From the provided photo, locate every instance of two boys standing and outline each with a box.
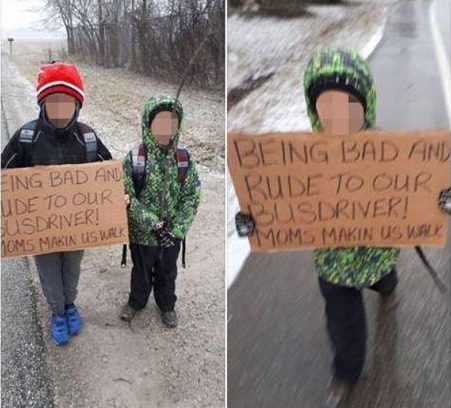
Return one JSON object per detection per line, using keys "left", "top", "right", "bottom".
{"left": 1, "top": 62, "right": 201, "bottom": 345}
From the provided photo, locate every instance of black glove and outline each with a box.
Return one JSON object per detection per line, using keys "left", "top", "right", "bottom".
{"left": 153, "top": 220, "right": 177, "bottom": 247}
{"left": 235, "top": 212, "right": 255, "bottom": 237}
{"left": 438, "top": 188, "right": 451, "bottom": 215}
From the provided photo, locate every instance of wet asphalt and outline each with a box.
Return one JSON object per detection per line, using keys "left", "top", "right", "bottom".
{"left": 227, "top": 0, "right": 451, "bottom": 407}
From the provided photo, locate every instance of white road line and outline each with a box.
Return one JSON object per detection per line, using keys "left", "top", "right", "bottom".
{"left": 430, "top": 0, "right": 451, "bottom": 126}
{"left": 361, "top": 9, "right": 388, "bottom": 60}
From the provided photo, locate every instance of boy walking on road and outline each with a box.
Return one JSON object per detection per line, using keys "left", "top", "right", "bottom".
{"left": 235, "top": 48, "right": 451, "bottom": 407}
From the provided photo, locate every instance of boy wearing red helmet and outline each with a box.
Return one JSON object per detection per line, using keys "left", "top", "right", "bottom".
{"left": 1, "top": 62, "right": 112, "bottom": 346}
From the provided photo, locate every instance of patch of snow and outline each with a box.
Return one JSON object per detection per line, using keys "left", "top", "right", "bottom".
{"left": 360, "top": 10, "right": 388, "bottom": 59}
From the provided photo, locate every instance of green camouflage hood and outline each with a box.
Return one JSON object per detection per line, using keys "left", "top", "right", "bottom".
{"left": 141, "top": 95, "right": 184, "bottom": 152}
{"left": 303, "top": 48, "right": 376, "bottom": 131}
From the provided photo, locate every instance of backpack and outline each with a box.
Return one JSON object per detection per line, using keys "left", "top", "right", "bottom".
{"left": 121, "top": 142, "right": 190, "bottom": 268}
{"left": 130, "top": 142, "right": 190, "bottom": 197}
{"left": 18, "top": 120, "right": 98, "bottom": 164}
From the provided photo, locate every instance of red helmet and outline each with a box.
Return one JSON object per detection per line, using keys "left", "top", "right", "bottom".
{"left": 36, "top": 62, "right": 85, "bottom": 106}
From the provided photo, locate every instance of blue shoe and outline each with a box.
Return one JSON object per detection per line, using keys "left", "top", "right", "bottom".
{"left": 65, "top": 304, "right": 82, "bottom": 336}
{"left": 51, "top": 314, "right": 69, "bottom": 346}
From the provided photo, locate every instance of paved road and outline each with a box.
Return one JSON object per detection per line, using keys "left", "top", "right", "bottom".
{"left": 1, "top": 54, "right": 54, "bottom": 408}
{"left": 372, "top": 0, "right": 449, "bottom": 129}
{"left": 227, "top": 0, "right": 451, "bottom": 407}
{"left": 435, "top": 0, "right": 450, "bottom": 62}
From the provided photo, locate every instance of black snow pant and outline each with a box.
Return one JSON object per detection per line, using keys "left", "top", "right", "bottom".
{"left": 318, "top": 268, "right": 398, "bottom": 384}
{"left": 128, "top": 242, "right": 181, "bottom": 313}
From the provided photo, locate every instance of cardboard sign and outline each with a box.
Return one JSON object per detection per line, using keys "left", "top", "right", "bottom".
{"left": 228, "top": 130, "right": 450, "bottom": 252}
{"left": 1, "top": 160, "right": 129, "bottom": 258}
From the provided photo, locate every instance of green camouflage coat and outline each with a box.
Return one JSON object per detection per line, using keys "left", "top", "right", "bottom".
{"left": 123, "top": 95, "right": 201, "bottom": 246}
{"left": 303, "top": 48, "right": 399, "bottom": 288}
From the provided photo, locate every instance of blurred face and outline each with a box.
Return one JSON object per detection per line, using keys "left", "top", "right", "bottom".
{"left": 44, "top": 93, "right": 77, "bottom": 129}
{"left": 315, "top": 90, "right": 364, "bottom": 136}
{"left": 150, "top": 110, "right": 179, "bottom": 146}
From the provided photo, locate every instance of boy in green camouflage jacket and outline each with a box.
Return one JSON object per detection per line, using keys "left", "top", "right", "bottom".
{"left": 302, "top": 48, "right": 400, "bottom": 406}
{"left": 120, "top": 95, "right": 201, "bottom": 328}
{"left": 235, "top": 48, "right": 401, "bottom": 406}
{"left": 236, "top": 47, "right": 451, "bottom": 407}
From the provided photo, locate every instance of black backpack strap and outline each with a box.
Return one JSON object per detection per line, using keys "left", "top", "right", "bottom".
{"left": 181, "top": 238, "right": 186, "bottom": 268}
{"left": 131, "top": 143, "right": 147, "bottom": 196}
{"left": 175, "top": 146, "right": 190, "bottom": 184}
{"left": 131, "top": 143, "right": 147, "bottom": 174}
{"left": 120, "top": 144, "right": 147, "bottom": 267}
{"left": 415, "top": 246, "right": 447, "bottom": 294}
{"left": 131, "top": 145, "right": 189, "bottom": 191}
{"left": 19, "top": 120, "right": 38, "bottom": 143}
{"left": 175, "top": 147, "right": 190, "bottom": 268}
{"left": 18, "top": 120, "right": 38, "bottom": 166}
{"left": 77, "top": 122, "right": 98, "bottom": 162}
{"left": 121, "top": 244, "right": 127, "bottom": 267}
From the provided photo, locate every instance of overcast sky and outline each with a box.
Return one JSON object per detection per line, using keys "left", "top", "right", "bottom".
{"left": 2, "top": 0, "right": 46, "bottom": 29}
{"left": 2, "top": 0, "right": 65, "bottom": 39}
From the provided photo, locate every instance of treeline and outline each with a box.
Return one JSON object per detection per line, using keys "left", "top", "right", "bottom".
{"left": 228, "top": 0, "right": 342, "bottom": 17}
{"left": 43, "top": 0, "right": 224, "bottom": 88}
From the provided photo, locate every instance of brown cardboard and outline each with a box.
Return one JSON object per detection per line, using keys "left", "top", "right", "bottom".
{"left": 228, "top": 130, "right": 450, "bottom": 252}
{"left": 1, "top": 160, "right": 129, "bottom": 258}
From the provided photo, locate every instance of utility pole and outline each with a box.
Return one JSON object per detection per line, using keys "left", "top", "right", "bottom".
{"left": 7, "top": 38, "right": 14, "bottom": 54}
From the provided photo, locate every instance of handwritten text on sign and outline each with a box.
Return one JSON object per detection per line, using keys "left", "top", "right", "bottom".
{"left": 1, "top": 160, "right": 129, "bottom": 258}
{"left": 228, "top": 130, "right": 450, "bottom": 252}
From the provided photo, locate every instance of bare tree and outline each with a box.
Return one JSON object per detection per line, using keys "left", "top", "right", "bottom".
{"left": 41, "top": 0, "right": 76, "bottom": 54}
{"left": 44, "top": 0, "right": 224, "bottom": 87}
{"left": 98, "top": 0, "right": 105, "bottom": 65}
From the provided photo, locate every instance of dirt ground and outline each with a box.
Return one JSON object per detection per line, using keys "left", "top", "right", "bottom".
{"left": 2, "top": 42, "right": 225, "bottom": 408}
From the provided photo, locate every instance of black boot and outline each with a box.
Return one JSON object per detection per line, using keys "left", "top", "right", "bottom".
{"left": 370, "top": 268, "right": 398, "bottom": 297}
{"left": 120, "top": 303, "right": 138, "bottom": 322}
{"left": 161, "top": 310, "right": 178, "bottom": 328}
{"left": 324, "top": 376, "right": 351, "bottom": 408}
